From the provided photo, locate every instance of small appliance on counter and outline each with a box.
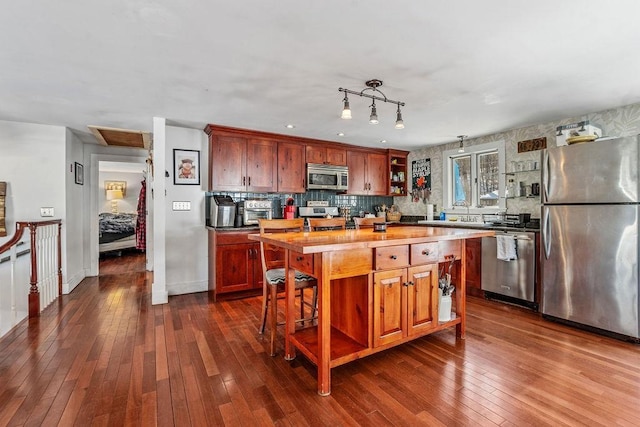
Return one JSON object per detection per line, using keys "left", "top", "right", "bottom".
{"left": 209, "top": 195, "right": 236, "bottom": 228}
{"left": 242, "top": 199, "right": 274, "bottom": 225}
{"left": 234, "top": 201, "right": 244, "bottom": 227}
{"left": 284, "top": 198, "right": 296, "bottom": 219}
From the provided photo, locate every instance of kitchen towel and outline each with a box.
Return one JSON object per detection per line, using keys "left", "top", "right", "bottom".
{"left": 496, "top": 235, "right": 517, "bottom": 261}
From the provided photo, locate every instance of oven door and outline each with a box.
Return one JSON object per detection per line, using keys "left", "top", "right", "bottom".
{"left": 243, "top": 209, "right": 272, "bottom": 225}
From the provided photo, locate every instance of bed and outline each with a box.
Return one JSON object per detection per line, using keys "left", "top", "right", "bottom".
{"left": 99, "top": 212, "right": 137, "bottom": 253}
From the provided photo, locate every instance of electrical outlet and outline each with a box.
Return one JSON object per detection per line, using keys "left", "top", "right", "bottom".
{"left": 40, "top": 207, "right": 54, "bottom": 217}
{"left": 172, "top": 201, "right": 191, "bottom": 211}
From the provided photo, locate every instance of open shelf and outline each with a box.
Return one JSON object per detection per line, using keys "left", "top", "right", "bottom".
{"left": 290, "top": 326, "right": 368, "bottom": 367}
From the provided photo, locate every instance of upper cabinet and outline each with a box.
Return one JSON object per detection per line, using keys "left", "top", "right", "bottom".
{"left": 206, "top": 126, "right": 277, "bottom": 192}
{"left": 306, "top": 144, "right": 347, "bottom": 166}
{"left": 278, "top": 141, "right": 306, "bottom": 193}
{"left": 347, "top": 150, "right": 388, "bottom": 195}
{"left": 206, "top": 124, "right": 403, "bottom": 196}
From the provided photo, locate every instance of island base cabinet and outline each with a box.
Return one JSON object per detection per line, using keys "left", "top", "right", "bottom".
{"left": 373, "top": 264, "right": 439, "bottom": 347}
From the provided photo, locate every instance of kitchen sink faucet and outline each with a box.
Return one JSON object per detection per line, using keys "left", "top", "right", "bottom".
{"left": 453, "top": 200, "right": 471, "bottom": 222}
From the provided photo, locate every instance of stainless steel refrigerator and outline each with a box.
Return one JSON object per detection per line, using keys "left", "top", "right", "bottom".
{"left": 541, "top": 135, "right": 639, "bottom": 340}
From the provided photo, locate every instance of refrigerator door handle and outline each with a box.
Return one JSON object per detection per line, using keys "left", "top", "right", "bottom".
{"left": 542, "top": 149, "right": 549, "bottom": 203}
{"left": 542, "top": 206, "right": 551, "bottom": 259}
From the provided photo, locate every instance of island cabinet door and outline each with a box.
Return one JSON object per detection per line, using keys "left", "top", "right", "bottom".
{"left": 406, "top": 264, "right": 438, "bottom": 336}
{"left": 373, "top": 268, "right": 407, "bottom": 347}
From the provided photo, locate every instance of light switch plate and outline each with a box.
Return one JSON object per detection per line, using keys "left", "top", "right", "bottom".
{"left": 172, "top": 201, "right": 191, "bottom": 211}
{"left": 40, "top": 207, "right": 54, "bottom": 217}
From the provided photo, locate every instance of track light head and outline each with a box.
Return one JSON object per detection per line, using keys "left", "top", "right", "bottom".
{"left": 369, "top": 100, "right": 378, "bottom": 124}
{"left": 457, "top": 135, "right": 468, "bottom": 153}
{"left": 395, "top": 105, "right": 404, "bottom": 129}
{"left": 341, "top": 94, "right": 351, "bottom": 120}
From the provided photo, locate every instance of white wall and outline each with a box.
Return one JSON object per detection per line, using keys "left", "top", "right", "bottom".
{"left": 0, "top": 120, "right": 66, "bottom": 242}
{"left": 64, "top": 129, "right": 87, "bottom": 293}
{"left": 0, "top": 120, "right": 73, "bottom": 337}
{"left": 164, "top": 125, "right": 208, "bottom": 295}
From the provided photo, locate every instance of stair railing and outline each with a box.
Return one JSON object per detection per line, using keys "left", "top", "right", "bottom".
{"left": 0, "top": 220, "right": 62, "bottom": 318}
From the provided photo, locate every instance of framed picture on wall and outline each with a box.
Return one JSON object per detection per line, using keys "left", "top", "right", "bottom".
{"left": 173, "top": 149, "right": 200, "bottom": 185}
{"left": 75, "top": 162, "right": 84, "bottom": 185}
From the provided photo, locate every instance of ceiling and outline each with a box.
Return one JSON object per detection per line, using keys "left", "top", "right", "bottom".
{"left": 2, "top": 1, "right": 640, "bottom": 151}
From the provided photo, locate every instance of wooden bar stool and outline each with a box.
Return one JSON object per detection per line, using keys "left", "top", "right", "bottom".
{"left": 307, "top": 217, "right": 346, "bottom": 231}
{"left": 257, "top": 219, "right": 318, "bottom": 356}
{"left": 353, "top": 216, "right": 385, "bottom": 229}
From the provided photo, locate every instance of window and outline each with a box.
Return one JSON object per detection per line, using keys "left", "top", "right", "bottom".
{"left": 442, "top": 141, "right": 505, "bottom": 211}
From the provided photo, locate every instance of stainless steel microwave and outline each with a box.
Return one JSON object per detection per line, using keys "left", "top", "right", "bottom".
{"left": 306, "top": 163, "right": 349, "bottom": 191}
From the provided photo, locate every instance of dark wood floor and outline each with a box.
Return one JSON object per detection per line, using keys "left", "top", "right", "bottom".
{"left": 1, "top": 252, "right": 639, "bottom": 426}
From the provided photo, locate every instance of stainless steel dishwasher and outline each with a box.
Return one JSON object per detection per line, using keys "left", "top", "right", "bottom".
{"left": 481, "top": 231, "right": 536, "bottom": 308}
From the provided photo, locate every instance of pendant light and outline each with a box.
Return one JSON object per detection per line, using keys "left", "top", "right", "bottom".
{"left": 369, "top": 99, "right": 379, "bottom": 124}
{"left": 338, "top": 79, "right": 405, "bottom": 129}
{"left": 458, "top": 135, "right": 467, "bottom": 153}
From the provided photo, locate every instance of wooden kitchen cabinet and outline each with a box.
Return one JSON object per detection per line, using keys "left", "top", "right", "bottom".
{"left": 278, "top": 141, "right": 306, "bottom": 193}
{"left": 347, "top": 150, "right": 388, "bottom": 195}
{"left": 373, "top": 263, "right": 439, "bottom": 347}
{"left": 388, "top": 150, "right": 409, "bottom": 196}
{"left": 211, "top": 230, "right": 263, "bottom": 296}
{"left": 207, "top": 130, "right": 277, "bottom": 192}
{"left": 306, "top": 144, "right": 347, "bottom": 166}
{"left": 465, "top": 238, "right": 483, "bottom": 297}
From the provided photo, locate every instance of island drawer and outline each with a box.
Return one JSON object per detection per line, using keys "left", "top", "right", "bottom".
{"left": 290, "top": 252, "right": 314, "bottom": 275}
{"left": 410, "top": 242, "right": 439, "bottom": 265}
{"left": 375, "top": 245, "right": 409, "bottom": 270}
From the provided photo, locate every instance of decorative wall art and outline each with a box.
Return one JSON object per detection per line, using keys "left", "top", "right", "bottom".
{"left": 74, "top": 162, "right": 84, "bottom": 185}
{"left": 411, "top": 158, "right": 431, "bottom": 202}
{"left": 173, "top": 149, "right": 200, "bottom": 185}
{"left": 517, "top": 137, "right": 547, "bottom": 153}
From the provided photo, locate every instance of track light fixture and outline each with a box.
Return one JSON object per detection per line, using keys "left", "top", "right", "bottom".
{"left": 458, "top": 135, "right": 468, "bottom": 153}
{"left": 339, "top": 79, "right": 405, "bottom": 129}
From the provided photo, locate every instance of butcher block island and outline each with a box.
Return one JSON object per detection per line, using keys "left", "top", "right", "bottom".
{"left": 249, "top": 225, "right": 494, "bottom": 395}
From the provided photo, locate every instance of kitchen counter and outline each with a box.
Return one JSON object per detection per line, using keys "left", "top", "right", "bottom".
{"left": 399, "top": 218, "right": 540, "bottom": 233}
{"left": 248, "top": 226, "right": 494, "bottom": 395}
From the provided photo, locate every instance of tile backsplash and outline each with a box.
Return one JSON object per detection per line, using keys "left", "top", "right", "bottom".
{"left": 206, "top": 190, "right": 394, "bottom": 218}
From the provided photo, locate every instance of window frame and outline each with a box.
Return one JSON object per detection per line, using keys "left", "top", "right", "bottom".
{"left": 442, "top": 140, "right": 505, "bottom": 213}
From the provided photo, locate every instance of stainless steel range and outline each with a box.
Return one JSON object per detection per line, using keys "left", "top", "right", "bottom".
{"left": 481, "top": 213, "right": 538, "bottom": 309}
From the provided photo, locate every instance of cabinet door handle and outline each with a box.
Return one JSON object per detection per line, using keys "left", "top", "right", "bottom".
{"left": 243, "top": 176, "right": 246, "bottom": 186}
{"left": 296, "top": 256, "right": 303, "bottom": 261}
{"left": 408, "top": 281, "right": 414, "bottom": 286}
{"left": 402, "top": 282, "right": 408, "bottom": 287}
{"left": 248, "top": 176, "right": 251, "bottom": 186}
{"left": 390, "top": 255, "right": 397, "bottom": 260}
{"left": 422, "top": 249, "right": 430, "bottom": 255}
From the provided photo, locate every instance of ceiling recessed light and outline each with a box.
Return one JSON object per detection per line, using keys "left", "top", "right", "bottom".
{"left": 380, "top": 139, "right": 387, "bottom": 143}
{"left": 285, "top": 124, "right": 295, "bottom": 129}
{"left": 337, "top": 132, "right": 345, "bottom": 137}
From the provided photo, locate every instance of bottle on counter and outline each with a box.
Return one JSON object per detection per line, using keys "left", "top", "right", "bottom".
{"left": 439, "top": 211, "right": 446, "bottom": 221}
